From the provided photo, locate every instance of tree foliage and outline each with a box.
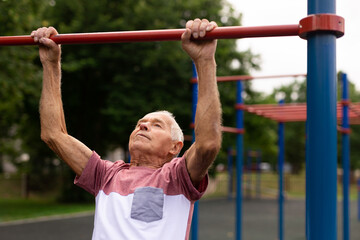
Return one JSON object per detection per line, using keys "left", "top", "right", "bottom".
{"left": 1, "top": 0, "right": 260, "bottom": 200}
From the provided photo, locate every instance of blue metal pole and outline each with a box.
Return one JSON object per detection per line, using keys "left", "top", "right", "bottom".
{"left": 256, "top": 150, "right": 261, "bottom": 199}
{"left": 278, "top": 99, "right": 285, "bottom": 240}
{"left": 305, "top": 120, "right": 309, "bottom": 239}
{"left": 191, "top": 62, "right": 199, "bottom": 240}
{"left": 307, "top": 0, "right": 338, "bottom": 239}
{"left": 228, "top": 147, "right": 234, "bottom": 201}
{"left": 358, "top": 179, "right": 360, "bottom": 221}
{"left": 341, "top": 73, "right": 350, "bottom": 240}
{"left": 236, "top": 80, "right": 244, "bottom": 240}
{"left": 247, "top": 150, "right": 252, "bottom": 199}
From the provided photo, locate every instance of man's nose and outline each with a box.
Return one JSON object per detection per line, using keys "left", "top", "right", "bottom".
{"left": 139, "top": 122, "right": 149, "bottom": 131}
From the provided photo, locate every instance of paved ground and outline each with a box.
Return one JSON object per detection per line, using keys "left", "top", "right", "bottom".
{"left": 0, "top": 198, "right": 359, "bottom": 239}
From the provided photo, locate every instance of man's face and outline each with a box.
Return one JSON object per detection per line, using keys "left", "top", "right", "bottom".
{"left": 128, "top": 112, "right": 176, "bottom": 160}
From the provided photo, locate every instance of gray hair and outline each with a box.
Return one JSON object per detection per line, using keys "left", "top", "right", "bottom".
{"left": 154, "top": 110, "right": 184, "bottom": 143}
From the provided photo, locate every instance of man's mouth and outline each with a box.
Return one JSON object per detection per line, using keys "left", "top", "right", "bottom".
{"left": 137, "top": 133, "right": 150, "bottom": 140}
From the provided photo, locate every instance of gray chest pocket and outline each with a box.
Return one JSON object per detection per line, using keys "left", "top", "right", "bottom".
{"left": 131, "top": 187, "right": 164, "bottom": 223}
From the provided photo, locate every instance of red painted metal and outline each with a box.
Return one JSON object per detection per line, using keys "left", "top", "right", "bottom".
{"left": 0, "top": 25, "right": 300, "bottom": 46}
{"left": 216, "top": 74, "right": 306, "bottom": 82}
{"left": 221, "top": 126, "right": 245, "bottom": 134}
{"left": 337, "top": 127, "right": 351, "bottom": 134}
{"left": 239, "top": 102, "right": 360, "bottom": 125}
{"left": 299, "top": 14, "right": 344, "bottom": 39}
{"left": 341, "top": 99, "right": 350, "bottom": 106}
{"left": 190, "top": 123, "right": 244, "bottom": 134}
{"left": 191, "top": 74, "right": 306, "bottom": 83}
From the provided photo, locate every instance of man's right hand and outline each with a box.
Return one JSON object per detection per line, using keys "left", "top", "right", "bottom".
{"left": 31, "top": 27, "right": 61, "bottom": 65}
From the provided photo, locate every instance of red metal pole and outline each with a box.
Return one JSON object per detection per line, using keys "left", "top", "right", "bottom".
{"left": 216, "top": 73, "right": 306, "bottom": 82}
{"left": 0, "top": 24, "right": 299, "bottom": 46}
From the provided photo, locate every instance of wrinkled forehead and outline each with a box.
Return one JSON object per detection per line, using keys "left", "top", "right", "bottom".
{"left": 140, "top": 112, "right": 174, "bottom": 126}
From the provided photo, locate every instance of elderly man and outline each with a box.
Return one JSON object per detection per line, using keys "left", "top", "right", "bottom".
{"left": 32, "top": 18, "right": 222, "bottom": 240}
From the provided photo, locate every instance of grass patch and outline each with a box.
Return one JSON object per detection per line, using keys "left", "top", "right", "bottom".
{"left": 204, "top": 172, "right": 359, "bottom": 200}
{"left": 0, "top": 198, "right": 94, "bottom": 222}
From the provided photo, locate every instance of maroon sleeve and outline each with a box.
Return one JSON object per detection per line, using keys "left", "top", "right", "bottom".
{"left": 170, "top": 156, "right": 208, "bottom": 201}
{"left": 74, "top": 151, "right": 125, "bottom": 196}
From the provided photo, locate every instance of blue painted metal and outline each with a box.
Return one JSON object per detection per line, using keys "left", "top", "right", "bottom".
{"left": 228, "top": 147, "right": 234, "bottom": 201}
{"left": 236, "top": 80, "right": 244, "bottom": 240}
{"left": 278, "top": 99, "right": 285, "bottom": 240}
{"left": 305, "top": 120, "right": 309, "bottom": 239}
{"left": 190, "top": 62, "right": 199, "bottom": 240}
{"left": 256, "top": 150, "right": 261, "bottom": 199}
{"left": 358, "top": 179, "right": 360, "bottom": 221}
{"left": 306, "top": 0, "right": 338, "bottom": 239}
{"left": 247, "top": 150, "right": 252, "bottom": 199}
{"left": 341, "top": 73, "right": 350, "bottom": 240}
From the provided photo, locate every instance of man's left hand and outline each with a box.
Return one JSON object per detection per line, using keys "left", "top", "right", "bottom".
{"left": 181, "top": 18, "right": 218, "bottom": 62}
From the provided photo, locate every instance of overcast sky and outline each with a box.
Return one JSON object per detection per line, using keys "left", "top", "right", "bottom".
{"left": 227, "top": 0, "right": 359, "bottom": 94}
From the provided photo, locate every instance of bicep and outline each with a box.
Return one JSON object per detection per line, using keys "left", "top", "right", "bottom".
{"left": 44, "top": 133, "right": 93, "bottom": 176}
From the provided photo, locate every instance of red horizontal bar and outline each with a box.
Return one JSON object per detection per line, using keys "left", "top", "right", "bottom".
{"left": 0, "top": 25, "right": 300, "bottom": 46}
{"left": 216, "top": 73, "right": 306, "bottom": 82}
{"left": 190, "top": 123, "right": 244, "bottom": 134}
{"left": 221, "top": 126, "right": 244, "bottom": 134}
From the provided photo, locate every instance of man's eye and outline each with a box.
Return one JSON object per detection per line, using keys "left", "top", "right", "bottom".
{"left": 155, "top": 124, "right": 162, "bottom": 128}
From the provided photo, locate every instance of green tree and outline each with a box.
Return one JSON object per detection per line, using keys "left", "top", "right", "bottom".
{"left": 0, "top": 0, "right": 49, "bottom": 175}
{"left": 20, "top": 0, "right": 258, "bottom": 201}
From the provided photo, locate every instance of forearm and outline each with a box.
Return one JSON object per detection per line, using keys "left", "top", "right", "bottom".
{"left": 39, "top": 62, "right": 67, "bottom": 139}
{"left": 39, "top": 62, "right": 92, "bottom": 175}
{"left": 194, "top": 59, "right": 222, "bottom": 160}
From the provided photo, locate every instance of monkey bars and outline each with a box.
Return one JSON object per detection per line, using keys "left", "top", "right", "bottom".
{"left": 242, "top": 102, "right": 360, "bottom": 124}
{"left": 0, "top": 25, "right": 300, "bottom": 46}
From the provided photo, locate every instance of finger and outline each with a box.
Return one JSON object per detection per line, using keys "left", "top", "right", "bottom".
{"left": 44, "top": 26, "right": 58, "bottom": 38}
{"left": 185, "top": 20, "right": 194, "bottom": 29}
{"left": 32, "top": 28, "right": 43, "bottom": 42}
{"left": 33, "top": 27, "right": 47, "bottom": 42}
{"left": 206, "top": 21, "right": 218, "bottom": 31}
{"left": 181, "top": 28, "right": 192, "bottom": 42}
{"left": 39, "top": 37, "right": 58, "bottom": 49}
{"left": 199, "top": 19, "right": 209, "bottom": 37}
{"left": 192, "top": 18, "right": 201, "bottom": 39}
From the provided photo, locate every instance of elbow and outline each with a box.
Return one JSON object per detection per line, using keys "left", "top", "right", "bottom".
{"left": 41, "top": 132, "right": 55, "bottom": 145}
{"left": 196, "top": 139, "right": 222, "bottom": 160}
{"left": 40, "top": 130, "right": 63, "bottom": 147}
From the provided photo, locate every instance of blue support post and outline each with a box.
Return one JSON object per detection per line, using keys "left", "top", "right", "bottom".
{"left": 358, "top": 179, "right": 360, "bottom": 221}
{"left": 228, "top": 147, "right": 234, "bottom": 201}
{"left": 341, "top": 73, "right": 350, "bottom": 240}
{"left": 191, "top": 62, "right": 199, "bottom": 240}
{"left": 256, "top": 150, "right": 261, "bottom": 199}
{"left": 247, "top": 150, "right": 252, "bottom": 199}
{"left": 305, "top": 120, "right": 309, "bottom": 239}
{"left": 278, "top": 99, "right": 285, "bottom": 240}
{"left": 236, "top": 80, "right": 244, "bottom": 240}
{"left": 306, "top": 0, "right": 338, "bottom": 239}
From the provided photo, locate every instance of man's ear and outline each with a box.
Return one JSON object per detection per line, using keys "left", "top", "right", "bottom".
{"left": 169, "top": 141, "right": 184, "bottom": 156}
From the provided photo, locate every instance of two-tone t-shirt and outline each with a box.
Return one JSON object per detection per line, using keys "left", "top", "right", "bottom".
{"left": 75, "top": 152, "right": 208, "bottom": 240}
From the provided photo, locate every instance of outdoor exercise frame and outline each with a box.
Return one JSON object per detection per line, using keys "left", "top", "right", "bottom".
{"left": 192, "top": 72, "right": 308, "bottom": 240}
{"left": 235, "top": 73, "right": 356, "bottom": 240}
{"left": 1, "top": 0, "right": 345, "bottom": 239}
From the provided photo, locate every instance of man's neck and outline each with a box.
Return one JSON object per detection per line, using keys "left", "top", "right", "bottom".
{"left": 129, "top": 152, "right": 171, "bottom": 169}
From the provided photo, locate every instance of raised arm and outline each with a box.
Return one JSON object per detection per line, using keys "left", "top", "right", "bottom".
{"left": 32, "top": 27, "right": 92, "bottom": 176}
{"left": 181, "top": 19, "right": 222, "bottom": 187}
